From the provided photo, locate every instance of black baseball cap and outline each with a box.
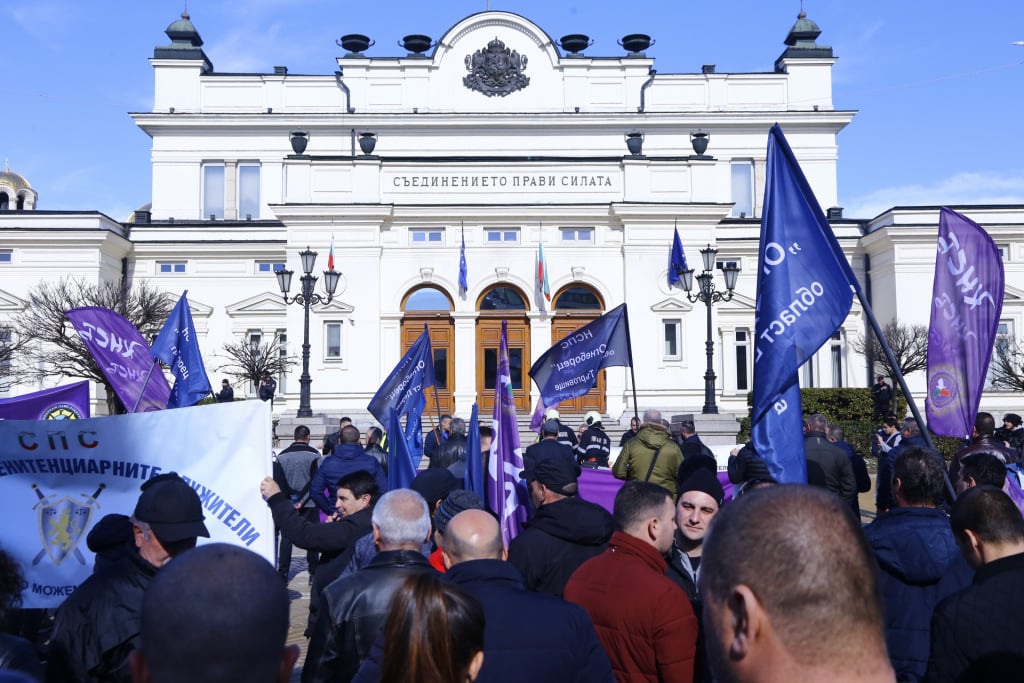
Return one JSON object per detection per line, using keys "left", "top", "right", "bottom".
{"left": 133, "top": 473, "right": 210, "bottom": 543}
{"left": 520, "top": 457, "right": 580, "bottom": 495}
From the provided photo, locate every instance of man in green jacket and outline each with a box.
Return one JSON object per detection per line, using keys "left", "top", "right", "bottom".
{"left": 613, "top": 409, "right": 683, "bottom": 498}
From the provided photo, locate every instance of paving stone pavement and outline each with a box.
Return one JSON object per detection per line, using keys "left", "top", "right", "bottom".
{"left": 282, "top": 559, "right": 312, "bottom": 682}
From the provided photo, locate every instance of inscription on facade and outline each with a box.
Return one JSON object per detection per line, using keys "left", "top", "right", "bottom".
{"left": 387, "top": 172, "right": 616, "bottom": 191}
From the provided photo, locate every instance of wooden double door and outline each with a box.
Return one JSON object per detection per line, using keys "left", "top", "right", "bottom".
{"left": 476, "top": 317, "right": 531, "bottom": 414}
{"left": 401, "top": 317, "right": 454, "bottom": 417}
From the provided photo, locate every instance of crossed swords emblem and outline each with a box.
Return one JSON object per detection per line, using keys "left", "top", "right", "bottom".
{"left": 31, "top": 483, "right": 106, "bottom": 566}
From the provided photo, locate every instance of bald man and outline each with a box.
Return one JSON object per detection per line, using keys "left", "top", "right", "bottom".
{"left": 129, "top": 543, "right": 298, "bottom": 683}
{"left": 700, "top": 485, "right": 895, "bottom": 683}
{"left": 353, "top": 509, "right": 613, "bottom": 683}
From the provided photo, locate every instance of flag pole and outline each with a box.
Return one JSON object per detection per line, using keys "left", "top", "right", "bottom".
{"left": 131, "top": 359, "right": 160, "bottom": 413}
{"left": 425, "top": 323, "right": 444, "bottom": 429}
{"left": 621, "top": 304, "right": 639, "bottom": 422}
{"left": 852, "top": 287, "right": 955, "bottom": 501}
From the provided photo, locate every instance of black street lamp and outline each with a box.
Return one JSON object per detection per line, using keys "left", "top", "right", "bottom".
{"left": 679, "top": 245, "right": 741, "bottom": 414}
{"left": 275, "top": 247, "right": 341, "bottom": 417}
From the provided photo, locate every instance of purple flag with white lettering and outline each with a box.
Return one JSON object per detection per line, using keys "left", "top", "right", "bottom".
{"left": 926, "top": 207, "right": 1004, "bottom": 438}
{"left": 487, "top": 320, "right": 528, "bottom": 545}
{"left": 66, "top": 307, "right": 171, "bottom": 413}
{"left": 0, "top": 381, "right": 91, "bottom": 420}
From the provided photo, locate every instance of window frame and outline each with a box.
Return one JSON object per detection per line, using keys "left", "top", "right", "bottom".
{"left": 409, "top": 228, "right": 445, "bottom": 245}
{"left": 559, "top": 227, "right": 594, "bottom": 242}
{"left": 730, "top": 161, "right": 754, "bottom": 218}
{"left": 0, "top": 250, "right": 11, "bottom": 264}
{"left": 158, "top": 261, "right": 187, "bottom": 274}
{"left": 735, "top": 328, "right": 751, "bottom": 391}
{"left": 325, "top": 321, "right": 343, "bottom": 361}
{"left": 237, "top": 162, "right": 261, "bottom": 220}
{"left": 202, "top": 163, "right": 226, "bottom": 220}
{"left": 256, "top": 261, "right": 286, "bottom": 275}
{"left": 662, "top": 319, "right": 682, "bottom": 362}
{"left": 485, "top": 228, "right": 521, "bottom": 244}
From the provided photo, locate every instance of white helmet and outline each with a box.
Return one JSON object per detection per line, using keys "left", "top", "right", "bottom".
{"left": 584, "top": 411, "right": 602, "bottom": 427}
{"left": 544, "top": 408, "right": 560, "bottom": 420}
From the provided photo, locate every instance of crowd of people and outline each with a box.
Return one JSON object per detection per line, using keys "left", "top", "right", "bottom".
{"left": 3, "top": 407, "right": 1024, "bottom": 682}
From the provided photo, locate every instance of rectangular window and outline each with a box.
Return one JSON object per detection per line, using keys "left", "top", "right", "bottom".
{"left": 989, "top": 320, "right": 1014, "bottom": 387}
{"left": 0, "top": 250, "right": 11, "bottom": 264}
{"left": 486, "top": 228, "right": 520, "bottom": 243}
{"left": 202, "top": 164, "right": 225, "bottom": 220}
{"left": 410, "top": 229, "right": 444, "bottom": 245}
{"left": 256, "top": 262, "right": 286, "bottom": 274}
{"left": 484, "top": 347, "right": 523, "bottom": 390}
{"left": 802, "top": 355, "right": 816, "bottom": 388}
{"left": 275, "top": 331, "right": 287, "bottom": 393}
{"left": 238, "top": 164, "right": 261, "bottom": 219}
{"left": 0, "top": 326, "right": 12, "bottom": 396}
{"left": 736, "top": 329, "right": 750, "bottom": 391}
{"left": 663, "top": 320, "right": 681, "bottom": 361}
{"left": 158, "top": 262, "right": 186, "bottom": 274}
{"left": 433, "top": 348, "right": 448, "bottom": 389}
{"left": 560, "top": 227, "right": 594, "bottom": 242}
{"left": 831, "top": 331, "right": 844, "bottom": 387}
{"left": 730, "top": 162, "right": 754, "bottom": 218}
{"left": 325, "top": 323, "right": 342, "bottom": 360}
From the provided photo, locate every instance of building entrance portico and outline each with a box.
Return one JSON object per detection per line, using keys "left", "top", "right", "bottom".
{"left": 476, "top": 285, "right": 531, "bottom": 413}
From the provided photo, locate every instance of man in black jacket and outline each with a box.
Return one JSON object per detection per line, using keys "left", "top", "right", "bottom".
{"left": 926, "top": 486, "right": 1024, "bottom": 682}
{"left": 507, "top": 457, "right": 613, "bottom": 596}
{"left": 47, "top": 474, "right": 210, "bottom": 683}
{"left": 803, "top": 414, "right": 856, "bottom": 510}
{"left": 302, "top": 488, "right": 433, "bottom": 683}
{"left": 523, "top": 419, "right": 577, "bottom": 472}
{"left": 949, "top": 412, "right": 1020, "bottom": 485}
{"left": 667, "top": 466, "right": 724, "bottom": 683}
{"left": 576, "top": 411, "right": 611, "bottom": 468}
{"left": 272, "top": 425, "right": 322, "bottom": 581}
{"left": 430, "top": 416, "right": 468, "bottom": 471}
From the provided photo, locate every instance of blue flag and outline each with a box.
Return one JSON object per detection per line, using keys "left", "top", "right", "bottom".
{"left": 751, "top": 125, "right": 855, "bottom": 484}
{"left": 529, "top": 303, "right": 633, "bottom": 407}
{"left": 459, "top": 226, "right": 469, "bottom": 294}
{"left": 387, "top": 408, "right": 418, "bottom": 490}
{"left": 368, "top": 326, "right": 435, "bottom": 424}
{"left": 488, "top": 320, "right": 528, "bottom": 545}
{"left": 150, "top": 291, "right": 212, "bottom": 409}
{"left": 465, "top": 402, "right": 484, "bottom": 499}
{"left": 668, "top": 226, "right": 688, "bottom": 287}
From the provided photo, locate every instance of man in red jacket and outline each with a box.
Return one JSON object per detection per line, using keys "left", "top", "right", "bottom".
{"left": 564, "top": 480, "right": 697, "bottom": 683}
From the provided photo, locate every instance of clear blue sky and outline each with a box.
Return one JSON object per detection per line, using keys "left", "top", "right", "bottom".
{"left": 4, "top": 0, "right": 1023, "bottom": 221}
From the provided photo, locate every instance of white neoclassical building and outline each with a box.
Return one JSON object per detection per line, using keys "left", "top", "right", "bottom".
{"left": 1, "top": 9, "right": 1021, "bottom": 433}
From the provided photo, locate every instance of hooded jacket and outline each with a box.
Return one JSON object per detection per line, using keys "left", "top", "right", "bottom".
{"left": 612, "top": 423, "right": 683, "bottom": 496}
{"left": 309, "top": 443, "right": 387, "bottom": 514}
{"left": 507, "top": 495, "right": 614, "bottom": 596}
{"left": 863, "top": 507, "right": 973, "bottom": 682}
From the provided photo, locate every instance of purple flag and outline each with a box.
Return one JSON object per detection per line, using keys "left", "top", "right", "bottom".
{"left": 487, "top": 320, "right": 528, "bottom": 545}
{"left": 926, "top": 207, "right": 1005, "bottom": 438}
{"left": 66, "top": 307, "right": 171, "bottom": 413}
{"left": 0, "top": 381, "right": 91, "bottom": 420}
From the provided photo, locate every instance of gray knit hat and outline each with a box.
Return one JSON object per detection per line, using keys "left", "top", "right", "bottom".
{"left": 433, "top": 489, "right": 485, "bottom": 536}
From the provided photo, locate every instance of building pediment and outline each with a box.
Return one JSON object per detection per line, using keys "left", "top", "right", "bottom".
{"left": 1005, "top": 284, "right": 1024, "bottom": 303}
{"left": 650, "top": 297, "right": 693, "bottom": 313}
{"left": 187, "top": 297, "right": 213, "bottom": 318}
{"left": 225, "top": 292, "right": 286, "bottom": 317}
{"left": 0, "top": 289, "right": 27, "bottom": 313}
{"left": 320, "top": 299, "right": 354, "bottom": 315}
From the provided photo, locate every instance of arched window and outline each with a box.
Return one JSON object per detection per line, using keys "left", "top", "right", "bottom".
{"left": 403, "top": 286, "right": 453, "bottom": 311}
{"left": 15, "top": 194, "right": 24, "bottom": 210}
{"left": 479, "top": 286, "right": 527, "bottom": 311}
{"left": 554, "top": 285, "right": 602, "bottom": 310}
{"left": 0, "top": 193, "right": 9, "bottom": 211}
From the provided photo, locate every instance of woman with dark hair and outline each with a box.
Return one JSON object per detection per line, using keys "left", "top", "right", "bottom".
{"left": 0, "top": 549, "right": 44, "bottom": 680}
{"left": 364, "top": 426, "right": 388, "bottom": 474}
{"left": 380, "top": 573, "right": 485, "bottom": 683}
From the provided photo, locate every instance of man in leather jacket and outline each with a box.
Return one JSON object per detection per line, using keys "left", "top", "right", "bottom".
{"left": 301, "top": 489, "right": 433, "bottom": 683}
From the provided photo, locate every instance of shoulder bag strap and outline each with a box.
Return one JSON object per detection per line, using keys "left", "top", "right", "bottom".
{"left": 643, "top": 447, "right": 663, "bottom": 482}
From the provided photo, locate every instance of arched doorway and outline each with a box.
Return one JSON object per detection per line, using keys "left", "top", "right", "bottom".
{"left": 551, "top": 285, "right": 605, "bottom": 414}
{"left": 476, "top": 285, "right": 531, "bottom": 413}
{"left": 401, "top": 286, "right": 455, "bottom": 416}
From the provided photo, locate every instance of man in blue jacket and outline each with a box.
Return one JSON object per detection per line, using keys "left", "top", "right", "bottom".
{"left": 863, "top": 446, "right": 973, "bottom": 682}
{"left": 309, "top": 425, "right": 386, "bottom": 514}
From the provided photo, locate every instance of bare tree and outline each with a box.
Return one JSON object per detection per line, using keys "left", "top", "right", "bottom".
{"left": 989, "top": 336, "right": 1024, "bottom": 392}
{"left": 9, "top": 277, "right": 174, "bottom": 413}
{"left": 216, "top": 333, "right": 296, "bottom": 390}
{"left": 853, "top": 320, "right": 929, "bottom": 410}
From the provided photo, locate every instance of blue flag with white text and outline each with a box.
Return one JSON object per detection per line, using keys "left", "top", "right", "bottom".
{"left": 751, "top": 125, "right": 855, "bottom": 483}
{"left": 150, "top": 291, "right": 212, "bottom": 409}
{"left": 368, "top": 326, "right": 435, "bottom": 425}
{"left": 387, "top": 408, "right": 418, "bottom": 490}
{"left": 529, "top": 304, "right": 633, "bottom": 407}
{"left": 668, "top": 227, "right": 688, "bottom": 287}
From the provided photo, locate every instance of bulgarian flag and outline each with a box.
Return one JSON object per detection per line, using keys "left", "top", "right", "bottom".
{"left": 537, "top": 241, "right": 551, "bottom": 302}
{"left": 327, "top": 235, "right": 335, "bottom": 270}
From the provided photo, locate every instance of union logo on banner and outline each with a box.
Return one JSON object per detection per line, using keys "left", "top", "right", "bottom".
{"left": 31, "top": 483, "right": 105, "bottom": 566}
{"left": 41, "top": 402, "right": 86, "bottom": 421}
{"left": 927, "top": 365, "right": 961, "bottom": 417}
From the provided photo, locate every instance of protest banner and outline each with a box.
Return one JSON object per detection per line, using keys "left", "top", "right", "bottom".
{"left": 0, "top": 381, "right": 91, "bottom": 420}
{"left": 0, "top": 399, "right": 274, "bottom": 608}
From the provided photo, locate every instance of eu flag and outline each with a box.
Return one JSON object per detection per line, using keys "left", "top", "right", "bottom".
{"left": 459, "top": 226, "right": 469, "bottom": 295}
{"left": 150, "top": 291, "right": 212, "bottom": 409}
{"left": 751, "top": 125, "right": 854, "bottom": 483}
{"left": 668, "top": 226, "right": 688, "bottom": 287}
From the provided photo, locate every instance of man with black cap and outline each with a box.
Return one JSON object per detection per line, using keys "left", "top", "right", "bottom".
{"left": 47, "top": 473, "right": 210, "bottom": 683}
{"left": 667, "top": 466, "right": 725, "bottom": 683}
{"left": 507, "top": 457, "right": 614, "bottom": 596}
{"left": 524, "top": 419, "right": 577, "bottom": 474}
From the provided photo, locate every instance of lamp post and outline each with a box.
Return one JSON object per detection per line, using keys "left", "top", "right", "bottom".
{"left": 679, "top": 245, "right": 741, "bottom": 414}
{"left": 275, "top": 247, "right": 340, "bottom": 417}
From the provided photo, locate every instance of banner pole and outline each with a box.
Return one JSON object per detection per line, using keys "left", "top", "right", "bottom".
{"left": 853, "top": 287, "right": 955, "bottom": 501}
{"left": 621, "top": 304, "right": 639, "bottom": 422}
{"left": 130, "top": 360, "right": 160, "bottom": 414}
